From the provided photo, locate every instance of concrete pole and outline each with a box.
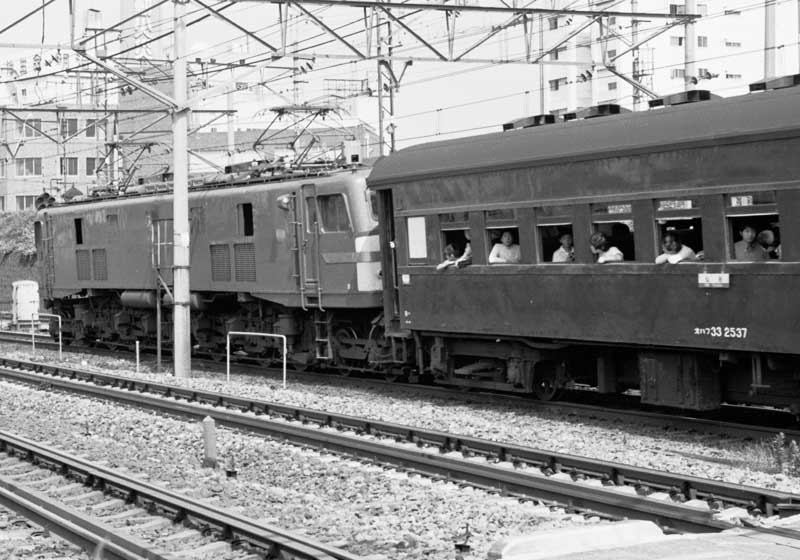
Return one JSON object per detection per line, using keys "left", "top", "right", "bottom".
{"left": 765, "top": 0, "right": 777, "bottom": 80}
{"left": 631, "top": 0, "right": 640, "bottom": 110}
{"left": 684, "top": 0, "right": 696, "bottom": 90}
{"left": 538, "top": 14, "right": 544, "bottom": 114}
{"left": 172, "top": 0, "right": 191, "bottom": 378}
{"left": 376, "top": 11, "right": 384, "bottom": 155}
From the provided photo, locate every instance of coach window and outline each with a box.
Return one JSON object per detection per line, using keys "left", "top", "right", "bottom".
{"left": 537, "top": 205, "right": 573, "bottom": 263}
{"left": 485, "top": 209, "right": 521, "bottom": 262}
{"left": 317, "top": 194, "right": 351, "bottom": 233}
{"left": 726, "top": 191, "right": 780, "bottom": 260}
{"left": 407, "top": 216, "right": 428, "bottom": 263}
{"left": 440, "top": 212, "right": 470, "bottom": 263}
{"left": 656, "top": 198, "right": 702, "bottom": 258}
{"left": 592, "top": 203, "right": 634, "bottom": 260}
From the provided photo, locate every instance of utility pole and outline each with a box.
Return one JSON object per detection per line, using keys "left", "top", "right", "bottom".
{"left": 172, "top": 0, "right": 191, "bottom": 378}
{"left": 684, "top": 0, "right": 696, "bottom": 90}
{"left": 227, "top": 68, "right": 235, "bottom": 165}
{"left": 631, "top": 0, "right": 641, "bottom": 110}
{"left": 765, "top": 0, "right": 776, "bottom": 79}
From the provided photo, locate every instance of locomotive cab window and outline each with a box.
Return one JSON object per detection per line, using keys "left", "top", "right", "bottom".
{"left": 656, "top": 198, "right": 702, "bottom": 262}
{"left": 726, "top": 191, "right": 780, "bottom": 260}
{"left": 237, "top": 203, "right": 254, "bottom": 237}
{"left": 308, "top": 194, "right": 351, "bottom": 233}
{"left": 592, "top": 203, "right": 634, "bottom": 261}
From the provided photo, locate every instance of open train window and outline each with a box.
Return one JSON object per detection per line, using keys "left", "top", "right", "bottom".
{"left": 656, "top": 198, "right": 702, "bottom": 259}
{"left": 440, "top": 213, "right": 471, "bottom": 264}
{"left": 487, "top": 227, "right": 520, "bottom": 264}
{"left": 592, "top": 203, "right": 634, "bottom": 260}
{"left": 726, "top": 192, "right": 780, "bottom": 260}
{"left": 539, "top": 225, "right": 574, "bottom": 263}
{"left": 537, "top": 206, "right": 573, "bottom": 263}
{"left": 237, "top": 203, "right": 254, "bottom": 237}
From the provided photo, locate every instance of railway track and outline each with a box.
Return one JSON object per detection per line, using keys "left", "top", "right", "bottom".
{"left": 1, "top": 358, "right": 799, "bottom": 536}
{"left": 0, "top": 430, "right": 361, "bottom": 560}
{"left": 1, "top": 332, "right": 797, "bottom": 443}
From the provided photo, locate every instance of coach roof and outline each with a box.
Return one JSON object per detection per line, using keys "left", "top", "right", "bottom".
{"left": 367, "top": 85, "right": 800, "bottom": 188}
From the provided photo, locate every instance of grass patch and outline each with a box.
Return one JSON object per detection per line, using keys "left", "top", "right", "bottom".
{"left": 734, "top": 432, "right": 800, "bottom": 476}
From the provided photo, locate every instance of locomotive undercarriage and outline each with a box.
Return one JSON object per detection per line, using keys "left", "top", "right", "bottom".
{"left": 420, "top": 334, "right": 800, "bottom": 411}
{"left": 47, "top": 291, "right": 395, "bottom": 374}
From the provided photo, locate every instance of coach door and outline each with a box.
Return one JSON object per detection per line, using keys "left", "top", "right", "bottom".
{"left": 378, "top": 189, "right": 401, "bottom": 331}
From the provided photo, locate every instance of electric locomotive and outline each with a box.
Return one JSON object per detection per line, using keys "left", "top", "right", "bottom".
{"left": 35, "top": 163, "right": 393, "bottom": 372}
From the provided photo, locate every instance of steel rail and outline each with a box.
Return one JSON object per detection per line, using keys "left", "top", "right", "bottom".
{"left": 0, "top": 484, "right": 159, "bottom": 560}
{"left": 1, "top": 365, "right": 798, "bottom": 534}
{"left": 0, "top": 337, "right": 797, "bottom": 442}
{"left": 0, "top": 431, "right": 359, "bottom": 560}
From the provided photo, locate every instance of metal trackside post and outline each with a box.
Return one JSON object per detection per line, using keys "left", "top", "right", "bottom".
{"left": 36, "top": 313, "right": 61, "bottom": 361}
{"left": 226, "top": 331, "right": 287, "bottom": 388}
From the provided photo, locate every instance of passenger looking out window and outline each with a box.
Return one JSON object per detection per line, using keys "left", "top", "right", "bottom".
{"left": 590, "top": 232, "right": 624, "bottom": 263}
{"left": 552, "top": 233, "right": 574, "bottom": 262}
{"left": 655, "top": 232, "right": 696, "bottom": 264}
{"left": 734, "top": 225, "right": 768, "bottom": 261}
{"left": 440, "top": 229, "right": 472, "bottom": 268}
{"left": 758, "top": 229, "right": 781, "bottom": 259}
{"left": 437, "top": 244, "right": 458, "bottom": 270}
{"left": 489, "top": 230, "right": 521, "bottom": 264}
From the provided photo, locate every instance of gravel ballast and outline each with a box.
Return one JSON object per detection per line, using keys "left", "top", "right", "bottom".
{"left": 2, "top": 342, "right": 799, "bottom": 499}
{"left": 0, "top": 379, "right": 601, "bottom": 559}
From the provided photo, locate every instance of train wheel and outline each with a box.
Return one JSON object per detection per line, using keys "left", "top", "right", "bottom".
{"left": 532, "top": 361, "right": 564, "bottom": 401}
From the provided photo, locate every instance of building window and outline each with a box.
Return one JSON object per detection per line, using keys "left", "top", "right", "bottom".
{"left": 0, "top": 160, "right": 5, "bottom": 177}
{"left": 697, "top": 4, "right": 708, "bottom": 16}
{"left": 724, "top": 9, "right": 741, "bottom": 15}
{"left": 19, "top": 88, "right": 27, "bottom": 99}
{"left": 671, "top": 68, "right": 686, "bottom": 79}
{"left": 19, "top": 58, "right": 27, "bottom": 75}
{"left": 726, "top": 73, "right": 742, "bottom": 79}
{"left": 607, "top": 49, "right": 617, "bottom": 60}
{"left": 16, "top": 195, "right": 36, "bottom": 210}
{"left": 550, "top": 47, "right": 567, "bottom": 61}
{"left": 15, "top": 157, "right": 42, "bottom": 176}
{"left": 60, "top": 118, "right": 78, "bottom": 138}
{"left": 669, "top": 4, "right": 685, "bottom": 15}
{"left": 607, "top": 16, "right": 616, "bottom": 25}
{"left": 86, "top": 119, "right": 96, "bottom": 137}
{"left": 549, "top": 77, "right": 567, "bottom": 91}
{"left": 86, "top": 157, "right": 98, "bottom": 176}
{"left": 17, "top": 119, "right": 42, "bottom": 138}
{"left": 0, "top": 197, "right": 4, "bottom": 211}
{"left": 697, "top": 36, "right": 708, "bottom": 48}
{"left": 725, "top": 40, "right": 741, "bottom": 47}
{"left": 608, "top": 82, "right": 617, "bottom": 91}
{"left": 670, "top": 36, "right": 684, "bottom": 47}
{"left": 549, "top": 17, "right": 558, "bottom": 30}
{"left": 60, "top": 157, "right": 78, "bottom": 176}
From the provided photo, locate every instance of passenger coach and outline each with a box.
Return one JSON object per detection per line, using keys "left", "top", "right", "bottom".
{"left": 368, "top": 76, "right": 800, "bottom": 411}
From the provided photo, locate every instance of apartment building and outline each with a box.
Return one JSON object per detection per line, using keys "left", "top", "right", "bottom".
{"left": 540, "top": 0, "right": 799, "bottom": 115}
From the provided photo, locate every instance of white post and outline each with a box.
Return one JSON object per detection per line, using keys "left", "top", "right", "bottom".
{"left": 31, "top": 315, "right": 35, "bottom": 353}
{"left": 684, "top": 0, "right": 697, "bottom": 90}
{"left": 765, "top": 0, "right": 777, "bottom": 80}
{"left": 201, "top": 416, "right": 217, "bottom": 468}
{"left": 135, "top": 341, "right": 140, "bottom": 374}
{"left": 226, "top": 331, "right": 287, "bottom": 388}
{"left": 37, "top": 313, "right": 61, "bottom": 361}
{"left": 173, "top": 0, "right": 192, "bottom": 378}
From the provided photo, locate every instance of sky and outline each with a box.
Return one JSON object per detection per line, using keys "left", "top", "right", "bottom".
{"left": 1, "top": 0, "right": 799, "bottom": 153}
